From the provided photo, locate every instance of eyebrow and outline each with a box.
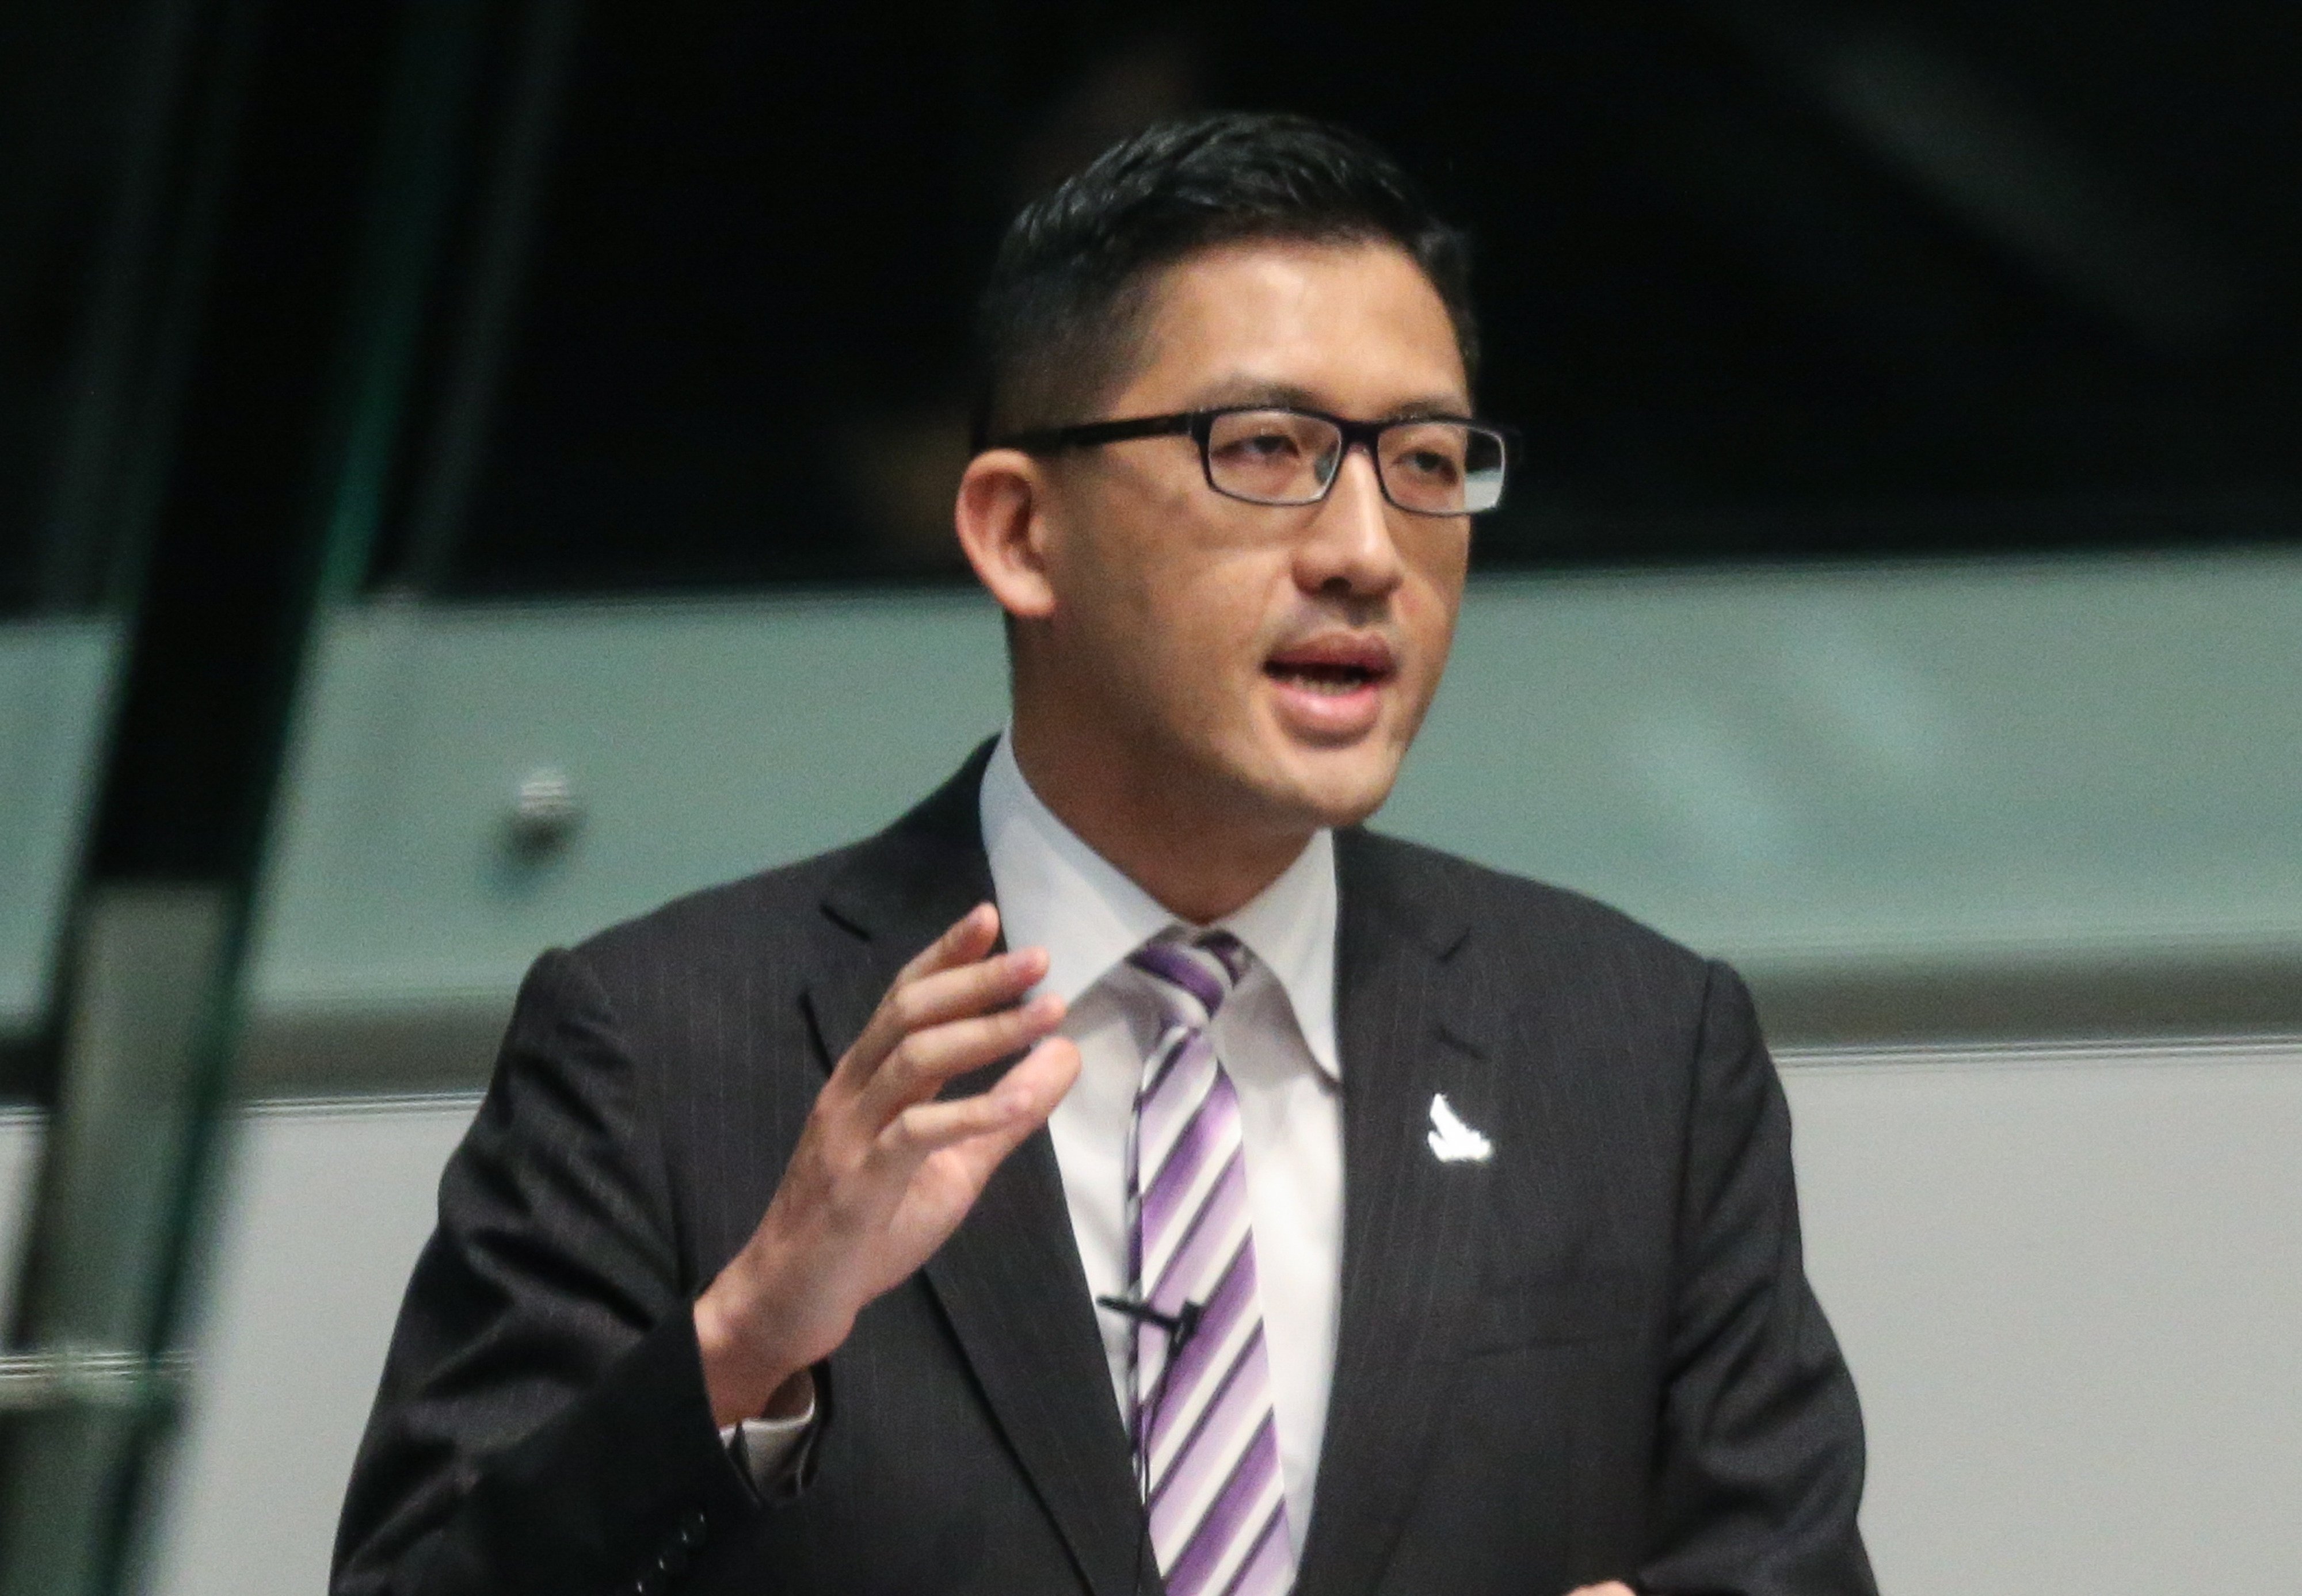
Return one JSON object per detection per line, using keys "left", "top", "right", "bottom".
{"left": 1184, "top": 377, "right": 1476, "bottom": 421}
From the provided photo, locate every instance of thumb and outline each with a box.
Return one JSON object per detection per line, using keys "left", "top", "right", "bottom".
{"left": 957, "top": 1036, "right": 1080, "bottom": 1176}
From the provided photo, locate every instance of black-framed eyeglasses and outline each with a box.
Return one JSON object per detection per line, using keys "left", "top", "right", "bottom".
{"left": 993, "top": 406, "right": 1516, "bottom": 517}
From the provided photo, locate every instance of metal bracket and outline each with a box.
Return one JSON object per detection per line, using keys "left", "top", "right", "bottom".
{"left": 0, "top": 1346, "right": 190, "bottom": 1415}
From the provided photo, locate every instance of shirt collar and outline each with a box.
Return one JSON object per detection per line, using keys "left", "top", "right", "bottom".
{"left": 978, "top": 730, "right": 1340, "bottom": 1080}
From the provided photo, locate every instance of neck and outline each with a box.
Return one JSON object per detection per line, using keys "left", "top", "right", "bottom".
{"left": 1009, "top": 714, "right": 1313, "bottom": 926}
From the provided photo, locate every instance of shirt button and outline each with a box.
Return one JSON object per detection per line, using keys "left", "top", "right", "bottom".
{"left": 677, "top": 1508, "right": 708, "bottom": 1548}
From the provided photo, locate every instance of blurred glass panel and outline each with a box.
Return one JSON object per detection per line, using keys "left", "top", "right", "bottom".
{"left": 0, "top": 1108, "right": 35, "bottom": 1332}
{"left": 0, "top": 1, "right": 196, "bottom": 618}
{"left": 355, "top": 0, "right": 2300, "bottom": 597}
{"left": 0, "top": 5, "right": 121, "bottom": 615}
{"left": 4, "top": 1, "right": 482, "bottom": 1589}
{"left": 0, "top": 0, "right": 199, "bottom": 1068}
{"left": 0, "top": 623, "right": 120, "bottom": 1055}
{"left": 0, "top": 1, "right": 231, "bottom": 1587}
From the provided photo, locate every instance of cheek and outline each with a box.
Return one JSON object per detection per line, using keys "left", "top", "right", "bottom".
{"left": 1396, "top": 545, "right": 1468, "bottom": 683}
{"left": 1142, "top": 556, "right": 1277, "bottom": 687}
{"left": 1067, "top": 540, "right": 1257, "bottom": 708}
{"left": 1109, "top": 558, "right": 1295, "bottom": 751}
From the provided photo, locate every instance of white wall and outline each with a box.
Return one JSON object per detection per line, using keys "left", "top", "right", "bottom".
{"left": 145, "top": 1098, "right": 473, "bottom": 1596}
{"left": 1786, "top": 1040, "right": 2302, "bottom": 1591}
{"left": 101, "top": 1038, "right": 2302, "bottom": 1596}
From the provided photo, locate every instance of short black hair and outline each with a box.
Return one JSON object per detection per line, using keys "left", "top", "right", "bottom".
{"left": 971, "top": 112, "right": 1477, "bottom": 448}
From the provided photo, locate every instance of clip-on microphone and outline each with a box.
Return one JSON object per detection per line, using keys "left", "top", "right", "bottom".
{"left": 1095, "top": 1293, "right": 1204, "bottom": 1346}
{"left": 1096, "top": 1293, "right": 1205, "bottom": 1596}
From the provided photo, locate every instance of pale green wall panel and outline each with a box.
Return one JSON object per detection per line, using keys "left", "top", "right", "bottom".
{"left": 250, "top": 591, "right": 1012, "bottom": 1008}
{"left": 249, "top": 551, "right": 2302, "bottom": 1014}
{"left": 1390, "top": 553, "right": 2302, "bottom": 968}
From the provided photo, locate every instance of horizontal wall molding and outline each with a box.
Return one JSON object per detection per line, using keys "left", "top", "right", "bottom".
{"left": 1777, "top": 1033, "right": 2302, "bottom": 1074}
{"left": 218, "top": 953, "right": 2302, "bottom": 1099}
{"left": 1747, "top": 945, "right": 2302, "bottom": 1049}
{"left": 235, "top": 1002, "right": 510, "bottom": 1098}
{"left": 17, "top": 1028, "right": 2300, "bottom": 1118}
{"left": 7, "top": 950, "right": 2294, "bottom": 1104}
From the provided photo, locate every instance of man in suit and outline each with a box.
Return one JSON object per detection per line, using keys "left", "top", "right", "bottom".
{"left": 334, "top": 113, "right": 1874, "bottom": 1596}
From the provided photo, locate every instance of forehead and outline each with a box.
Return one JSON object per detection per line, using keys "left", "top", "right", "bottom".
{"left": 1115, "top": 239, "right": 1472, "bottom": 416}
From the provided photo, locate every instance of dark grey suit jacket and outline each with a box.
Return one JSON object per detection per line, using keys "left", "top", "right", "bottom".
{"left": 334, "top": 744, "right": 1874, "bottom": 1596}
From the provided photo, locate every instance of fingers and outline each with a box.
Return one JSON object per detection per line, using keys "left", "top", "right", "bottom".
{"left": 894, "top": 902, "right": 999, "bottom": 988}
{"left": 877, "top": 1085, "right": 1026, "bottom": 1163}
{"left": 946, "top": 1036, "right": 1084, "bottom": 1183}
{"left": 853, "top": 987, "right": 1065, "bottom": 1127}
{"left": 836, "top": 904, "right": 1034, "bottom": 1086}
{"left": 830, "top": 902, "right": 1067, "bottom": 1135}
{"left": 883, "top": 944, "right": 1050, "bottom": 1053}
{"left": 875, "top": 1036, "right": 1081, "bottom": 1171}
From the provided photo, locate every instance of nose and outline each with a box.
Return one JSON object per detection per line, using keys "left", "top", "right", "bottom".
{"left": 1293, "top": 444, "right": 1404, "bottom": 601}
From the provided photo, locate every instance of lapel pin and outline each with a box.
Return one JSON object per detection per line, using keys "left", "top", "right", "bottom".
{"left": 1427, "top": 1092, "right": 1493, "bottom": 1163}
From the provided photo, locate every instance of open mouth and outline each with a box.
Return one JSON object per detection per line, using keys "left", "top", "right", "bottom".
{"left": 1264, "top": 659, "right": 1386, "bottom": 694}
{"left": 1263, "top": 635, "right": 1397, "bottom": 697}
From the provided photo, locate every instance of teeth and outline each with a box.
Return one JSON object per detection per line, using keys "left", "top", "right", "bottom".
{"left": 1272, "top": 666, "right": 1370, "bottom": 695}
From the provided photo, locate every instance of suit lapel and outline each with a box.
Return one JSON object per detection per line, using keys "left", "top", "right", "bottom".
{"left": 804, "top": 746, "right": 1145, "bottom": 1596}
{"left": 1294, "top": 831, "right": 1496, "bottom": 1596}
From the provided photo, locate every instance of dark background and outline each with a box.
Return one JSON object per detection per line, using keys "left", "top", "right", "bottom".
{"left": 6, "top": 0, "right": 2299, "bottom": 612}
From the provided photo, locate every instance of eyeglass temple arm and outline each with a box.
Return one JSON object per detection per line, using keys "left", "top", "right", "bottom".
{"left": 988, "top": 413, "right": 1200, "bottom": 453}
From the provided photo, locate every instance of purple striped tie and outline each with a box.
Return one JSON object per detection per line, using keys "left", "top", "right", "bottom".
{"left": 1123, "top": 930, "right": 1295, "bottom": 1596}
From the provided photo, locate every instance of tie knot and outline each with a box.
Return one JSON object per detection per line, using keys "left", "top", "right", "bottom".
{"left": 1126, "top": 928, "right": 1251, "bottom": 1030}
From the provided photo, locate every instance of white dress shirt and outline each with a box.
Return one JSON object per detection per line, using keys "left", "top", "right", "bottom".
{"left": 980, "top": 732, "right": 1343, "bottom": 1557}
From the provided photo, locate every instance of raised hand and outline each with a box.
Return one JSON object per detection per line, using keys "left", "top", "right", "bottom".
{"left": 692, "top": 903, "right": 1079, "bottom": 1425}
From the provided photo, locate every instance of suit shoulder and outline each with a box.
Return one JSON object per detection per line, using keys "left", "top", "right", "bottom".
{"left": 560, "top": 840, "right": 863, "bottom": 992}
{"left": 1350, "top": 830, "right": 1735, "bottom": 1073}
{"left": 1347, "top": 828, "right": 1712, "bottom": 978}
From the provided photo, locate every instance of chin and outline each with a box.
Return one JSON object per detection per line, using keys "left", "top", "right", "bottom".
{"left": 1256, "top": 744, "right": 1404, "bottom": 831}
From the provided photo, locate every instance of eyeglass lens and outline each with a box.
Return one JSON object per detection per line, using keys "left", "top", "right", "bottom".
{"left": 1203, "top": 409, "right": 1506, "bottom": 514}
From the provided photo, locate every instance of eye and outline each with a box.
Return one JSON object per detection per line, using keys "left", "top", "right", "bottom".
{"left": 1220, "top": 428, "right": 1304, "bottom": 463}
{"left": 1389, "top": 442, "right": 1465, "bottom": 484}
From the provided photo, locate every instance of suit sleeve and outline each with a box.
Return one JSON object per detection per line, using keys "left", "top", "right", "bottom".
{"left": 331, "top": 949, "right": 765, "bottom": 1596}
{"left": 1637, "top": 961, "right": 1878, "bottom": 1596}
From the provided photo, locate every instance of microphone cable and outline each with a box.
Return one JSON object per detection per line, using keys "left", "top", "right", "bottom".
{"left": 1095, "top": 1293, "right": 1205, "bottom": 1596}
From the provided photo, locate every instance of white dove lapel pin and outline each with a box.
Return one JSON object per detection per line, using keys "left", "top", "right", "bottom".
{"left": 1426, "top": 1091, "right": 1493, "bottom": 1163}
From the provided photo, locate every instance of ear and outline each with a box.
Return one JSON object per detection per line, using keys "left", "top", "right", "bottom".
{"left": 954, "top": 448, "right": 1058, "bottom": 622}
